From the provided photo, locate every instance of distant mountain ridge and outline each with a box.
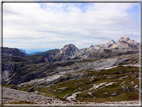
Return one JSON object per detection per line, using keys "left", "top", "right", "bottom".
{"left": 26, "top": 52, "right": 43, "bottom": 56}
{"left": 69, "top": 36, "right": 139, "bottom": 60}
{"left": 19, "top": 49, "right": 26, "bottom": 54}
{"left": 3, "top": 36, "right": 139, "bottom": 63}
{"left": 3, "top": 47, "right": 25, "bottom": 57}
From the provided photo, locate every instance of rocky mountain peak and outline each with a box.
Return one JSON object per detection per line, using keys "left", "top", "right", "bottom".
{"left": 63, "top": 44, "right": 76, "bottom": 49}
{"left": 107, "top": 40, "right": 115, "bottom": 45}
{"left": 53, "top": 44, "right": 79, "bottom": 61}
{"left": 90, "top": 44, "right": 94, "bottom": 48}
{"left": 118, "top": 36, "right": 130, "bottom": 42}
{"left": 118, "top": 36, "right": 138, "bottom": 45}
{"left": 61, "top": 44, "right": 79, "bottom": 55}
{"left": 110, "top": 37, "right": 139, "bottom": 49}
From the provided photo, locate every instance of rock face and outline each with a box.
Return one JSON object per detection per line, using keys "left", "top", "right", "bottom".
{"left": 53, "top": 44, "right": 79, "bottom": 61}
{"left": 40, "top": 49, "right": 60, "bottom": 62}
{"left": 2, "top": 47, "right": 26, "bottom": 81}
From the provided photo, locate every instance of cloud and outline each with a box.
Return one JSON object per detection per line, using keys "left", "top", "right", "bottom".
{"left": 3, "top": 3, "right": 140, "bottom": 53}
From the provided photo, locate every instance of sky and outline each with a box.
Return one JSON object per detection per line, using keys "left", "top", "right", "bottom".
{"left": 3, "top": 2, "right": 140, "bottom": 53}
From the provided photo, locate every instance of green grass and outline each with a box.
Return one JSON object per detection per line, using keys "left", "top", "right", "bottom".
{"left": 49, "top": 78, "right": 93, "bottom": 97}
{"left": 51, "top": 66, "right": 139, "bottom": 101}
{"left": 113, "top": 92, "right": 139, "bottom": 101}
{"left": 55, "top": 89, "right": 74, "bottom": 98}
{"left": 13, "top": 65, "right": 139, "bottom": 103}
{"left": 38, "top": 87, "right": 56, "bottom": 97}
{"left": 77, "top": 92, "right": 139, "bottom": 103}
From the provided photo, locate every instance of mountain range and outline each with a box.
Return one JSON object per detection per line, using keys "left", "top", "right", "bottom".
{"left": 2, "top": 36, "right": 139, "bottom": 81}
{"left": 2, "top": 36, "right": 140, "bottom": 104}
{"left": 19, "top": 36, "right": 139, "bottom": 62}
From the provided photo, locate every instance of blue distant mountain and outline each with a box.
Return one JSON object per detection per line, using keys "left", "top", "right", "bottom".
{"left": 27, "top": 52, "right": 43, "bottom": 56}
{"left": 19, "top": 49, "right": 43, "bottom": 56}
{"left": 19, "top": 49, "right": 26, "bottom": 53}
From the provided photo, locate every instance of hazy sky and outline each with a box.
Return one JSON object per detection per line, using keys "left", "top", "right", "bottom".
{"left": 3, "top": 3, "right": 140, "bottom": 53}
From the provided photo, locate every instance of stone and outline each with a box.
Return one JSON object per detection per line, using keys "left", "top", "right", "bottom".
{"left": 87, "top": 92, "right": 93, "bottom": 96}
{"left": 63, "top": 94, "right": 70, "bottom": 99}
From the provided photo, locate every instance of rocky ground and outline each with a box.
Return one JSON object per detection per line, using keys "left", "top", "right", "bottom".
{"left": 17, "top": 53, "right": 139, "bottom": 87}
{"left": 2, "top": 86, "right": 140, "bottom": 106}
{"left": 3, "top": 86, "right": 65, "bottom": 105}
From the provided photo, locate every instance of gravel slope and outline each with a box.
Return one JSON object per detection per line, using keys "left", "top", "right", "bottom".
{"left": 3, "top": 86, "right": 64, "bottom": 105}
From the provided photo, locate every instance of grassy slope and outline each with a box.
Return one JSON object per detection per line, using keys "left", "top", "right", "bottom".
{"left": 46, "top": 66, "right": 139, "bottom": 102}
{"left": 6, "top": 65, "right": 139, "bottom": 103}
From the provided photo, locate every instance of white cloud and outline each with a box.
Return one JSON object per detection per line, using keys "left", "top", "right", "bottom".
{"left": 3, "top": 3, "right": 140, "bottom": 53}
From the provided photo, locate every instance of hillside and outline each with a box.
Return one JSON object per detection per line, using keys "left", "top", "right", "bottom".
{"left": 3, "top": 86, "right": 139, "bottom": 105}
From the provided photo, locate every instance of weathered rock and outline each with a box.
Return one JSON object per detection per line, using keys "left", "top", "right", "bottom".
{"left": 122, "top": 86, "right": 130, "bottom": 92}
{"left": 87, "top": 92, "right": 93, "bottom": 96}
